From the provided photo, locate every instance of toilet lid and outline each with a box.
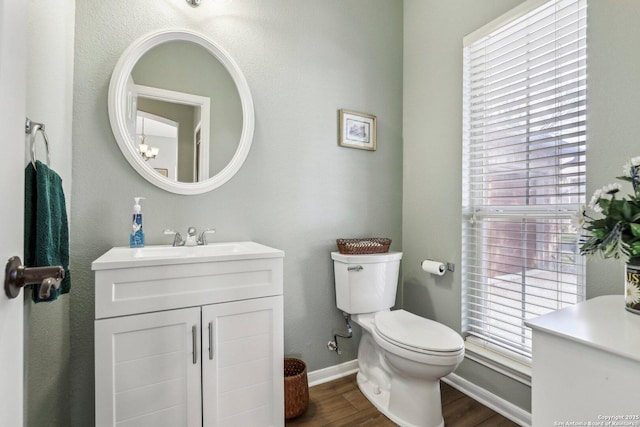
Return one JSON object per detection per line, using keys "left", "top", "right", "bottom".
{"left": 374, "top": 310, "right": 464, "bottom": 353}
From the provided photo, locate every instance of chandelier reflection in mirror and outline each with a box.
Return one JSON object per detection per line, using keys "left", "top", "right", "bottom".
{"left": 138, "top": 117, "right": 159, "bottom": 161}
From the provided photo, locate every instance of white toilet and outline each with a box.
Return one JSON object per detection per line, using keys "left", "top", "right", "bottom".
{"left": 332, "top": 251, "right": 464, "bottom": 427}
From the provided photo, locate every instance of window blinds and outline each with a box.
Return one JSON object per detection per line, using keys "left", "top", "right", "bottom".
{"left": 462, "top": 0, "right": 587, "bottom": 360}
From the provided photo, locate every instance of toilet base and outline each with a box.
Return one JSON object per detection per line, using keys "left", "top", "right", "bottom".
{"left": 356, "top": 371, "right": 444, "bottom": 427}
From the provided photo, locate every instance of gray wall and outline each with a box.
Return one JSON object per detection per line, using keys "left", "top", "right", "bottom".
{"left": 583, "top": 0, "right": 640, "bottom": 297}
{"left": 25, "top": 1, "right": 74, "bottom": 426}
{"left": 403, "top": 0, "right": 640, "bottom": 414}
{"left": 69, "top": 1, "right": 402, "bottom": 425}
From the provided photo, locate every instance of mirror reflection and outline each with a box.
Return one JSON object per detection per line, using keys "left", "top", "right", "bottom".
{"left": 128, "top": 40, "right": 243, "bottom": 182}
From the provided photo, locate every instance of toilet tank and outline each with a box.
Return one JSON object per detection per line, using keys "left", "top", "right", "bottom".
{"left": 331, "top": 251, "right": 402, "bottom": 314}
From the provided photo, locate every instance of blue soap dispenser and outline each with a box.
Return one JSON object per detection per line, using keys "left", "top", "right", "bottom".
{"left": 130, "top": 197, "right": 145, "bottom": 248}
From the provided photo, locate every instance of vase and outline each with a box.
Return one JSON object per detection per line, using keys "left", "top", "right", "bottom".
{"left": 625, "top": 260, "right": 640, "bottom": 314}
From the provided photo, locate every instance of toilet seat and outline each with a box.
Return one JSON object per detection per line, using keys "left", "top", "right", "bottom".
{"left": 374, "top": 310, "right": 464, "bottom": 355}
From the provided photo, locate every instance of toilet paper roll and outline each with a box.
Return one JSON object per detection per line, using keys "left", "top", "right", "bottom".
{"left": 421, "top": 260, "right": 446, "bottom": 276}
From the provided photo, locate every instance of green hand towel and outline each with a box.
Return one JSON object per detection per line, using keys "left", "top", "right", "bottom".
{"left": 24, "top": 160, "right": 71, "bottom": 303}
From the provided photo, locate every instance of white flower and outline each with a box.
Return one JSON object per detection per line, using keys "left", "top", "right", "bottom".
{"left": 622, "top": 157, "right": 640, "bottom": 177}
{"left": 622, "top": 161, "right": 631, "bottom": 177}
{"left": 588, "top": 189, "right": 602, "bottom": 210}
{"left": 602, "top": 183, "right": 622, "bottom": 195}
{"left": 570, "top": 207, "right": 586, "bottom": 231}
{"left": 625, "top": 281, "right": 640, "bottom": 306}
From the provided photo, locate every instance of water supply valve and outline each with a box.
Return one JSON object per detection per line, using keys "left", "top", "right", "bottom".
{"left": 327, "top": 340, "right": 341, "bottom": 354}
{"left": 327, "top": 312, "right": 352, "bottom": 355}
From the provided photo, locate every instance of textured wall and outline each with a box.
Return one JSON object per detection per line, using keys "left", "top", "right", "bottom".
{"left": 583, "top": 0, "right": 640, "bottom": 297}
{"left": 25, "top": 0, "right": 75, "bottom": 426}
{"left": 70, "top": 1, "right": 402, "bottom": 425}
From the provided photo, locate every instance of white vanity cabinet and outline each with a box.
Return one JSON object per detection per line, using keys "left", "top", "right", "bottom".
{"left": 201, "top": 297, "right": 283, "bottom": 426}
{"left": 92, "top": 242, "right": 285, "bottom": 427}
{"left": 95, "top": 307, "right": 203, "bottom": 427}
{"left": 526, "top": 295, "right": 640, "bottom": 426}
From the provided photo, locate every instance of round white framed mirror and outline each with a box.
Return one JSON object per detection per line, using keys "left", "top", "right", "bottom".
{"left": 108, "top": 29, "right": 254, "bottom": 195}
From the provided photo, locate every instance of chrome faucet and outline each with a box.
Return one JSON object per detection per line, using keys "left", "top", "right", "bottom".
{"left": 197, "top": 228, "right": 216, "bottom": 245}
{"left": 164, "top": 227, "right": 216, "bottom": 246}
{"left": 184, "top": 227, "right": 198, "bottom": 246}
{"left": 164, "top": 229, "right": 185, "bottom": 246}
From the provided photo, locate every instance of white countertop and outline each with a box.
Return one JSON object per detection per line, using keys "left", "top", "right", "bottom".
{"left": 525, "top": 295, "right": 640, "bottom": 363}
{"left": 92, "top": 241, "right": 284, "bottom": 270}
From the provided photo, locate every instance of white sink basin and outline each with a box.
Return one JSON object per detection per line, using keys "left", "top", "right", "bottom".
{"left": 92, "top": 241, "right": 284, "bottom": 269}
{"left": 132, "top": 242, "right": 250, "bottom": 258}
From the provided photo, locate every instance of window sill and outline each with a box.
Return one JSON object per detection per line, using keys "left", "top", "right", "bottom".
{"left": 463, "top": 338, "right": 532, "bottom": 386}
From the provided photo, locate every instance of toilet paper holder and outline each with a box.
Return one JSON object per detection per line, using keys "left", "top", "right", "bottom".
{"left": 420, "top": 259, "right": 455, "bottom": 275}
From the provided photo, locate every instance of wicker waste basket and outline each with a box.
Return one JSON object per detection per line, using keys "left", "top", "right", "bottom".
{"left": 336, "top": 238, "right": 391, "bottom": 254}
{"left": 284, "top": 358, "right": 309, "bottom": 419}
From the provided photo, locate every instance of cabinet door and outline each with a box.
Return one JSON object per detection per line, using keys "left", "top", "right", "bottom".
{"left": 202, "top": 296, "right": 284, "bottom": 427}
{"left": 95, "top": 308, "right": 202, "bottom": 427}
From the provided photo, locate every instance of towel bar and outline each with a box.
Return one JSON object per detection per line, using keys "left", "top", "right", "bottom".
{"left": 25, "top": 117, "right": 51, "bottom": 169}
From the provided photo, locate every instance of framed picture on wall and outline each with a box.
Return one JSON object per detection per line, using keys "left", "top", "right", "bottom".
{"left": 338, "top": 109, "right": 376, "bottom": 151}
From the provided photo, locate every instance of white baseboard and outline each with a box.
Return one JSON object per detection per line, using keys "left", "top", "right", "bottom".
{"left": 442, "top": 373, "right": 531, "bottom": 427}
{"left": 307, "top": 359, "right": 359, "bottom": 387}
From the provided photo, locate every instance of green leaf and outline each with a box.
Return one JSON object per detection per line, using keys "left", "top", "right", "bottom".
{"left": 630, "top": 223, "right": 640, "bottom": 237}
{"left": 623, "top": 201, "right": 633, "bottom": 221}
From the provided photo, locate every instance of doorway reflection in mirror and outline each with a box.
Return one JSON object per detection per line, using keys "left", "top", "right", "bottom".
{"left": 136, "top": 112, "right": 177, "bottom": 179}
{"left": 137, "top": 116, "right": 160, "bottom": 161}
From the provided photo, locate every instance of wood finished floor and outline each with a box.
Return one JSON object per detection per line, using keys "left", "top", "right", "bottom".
{"left": 285, "top": 374, "right": 519, "bottom": 427}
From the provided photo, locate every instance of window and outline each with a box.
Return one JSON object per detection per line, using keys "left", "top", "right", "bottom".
{"left": 462, "top": 0, "right": 587, "bottom": 364}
